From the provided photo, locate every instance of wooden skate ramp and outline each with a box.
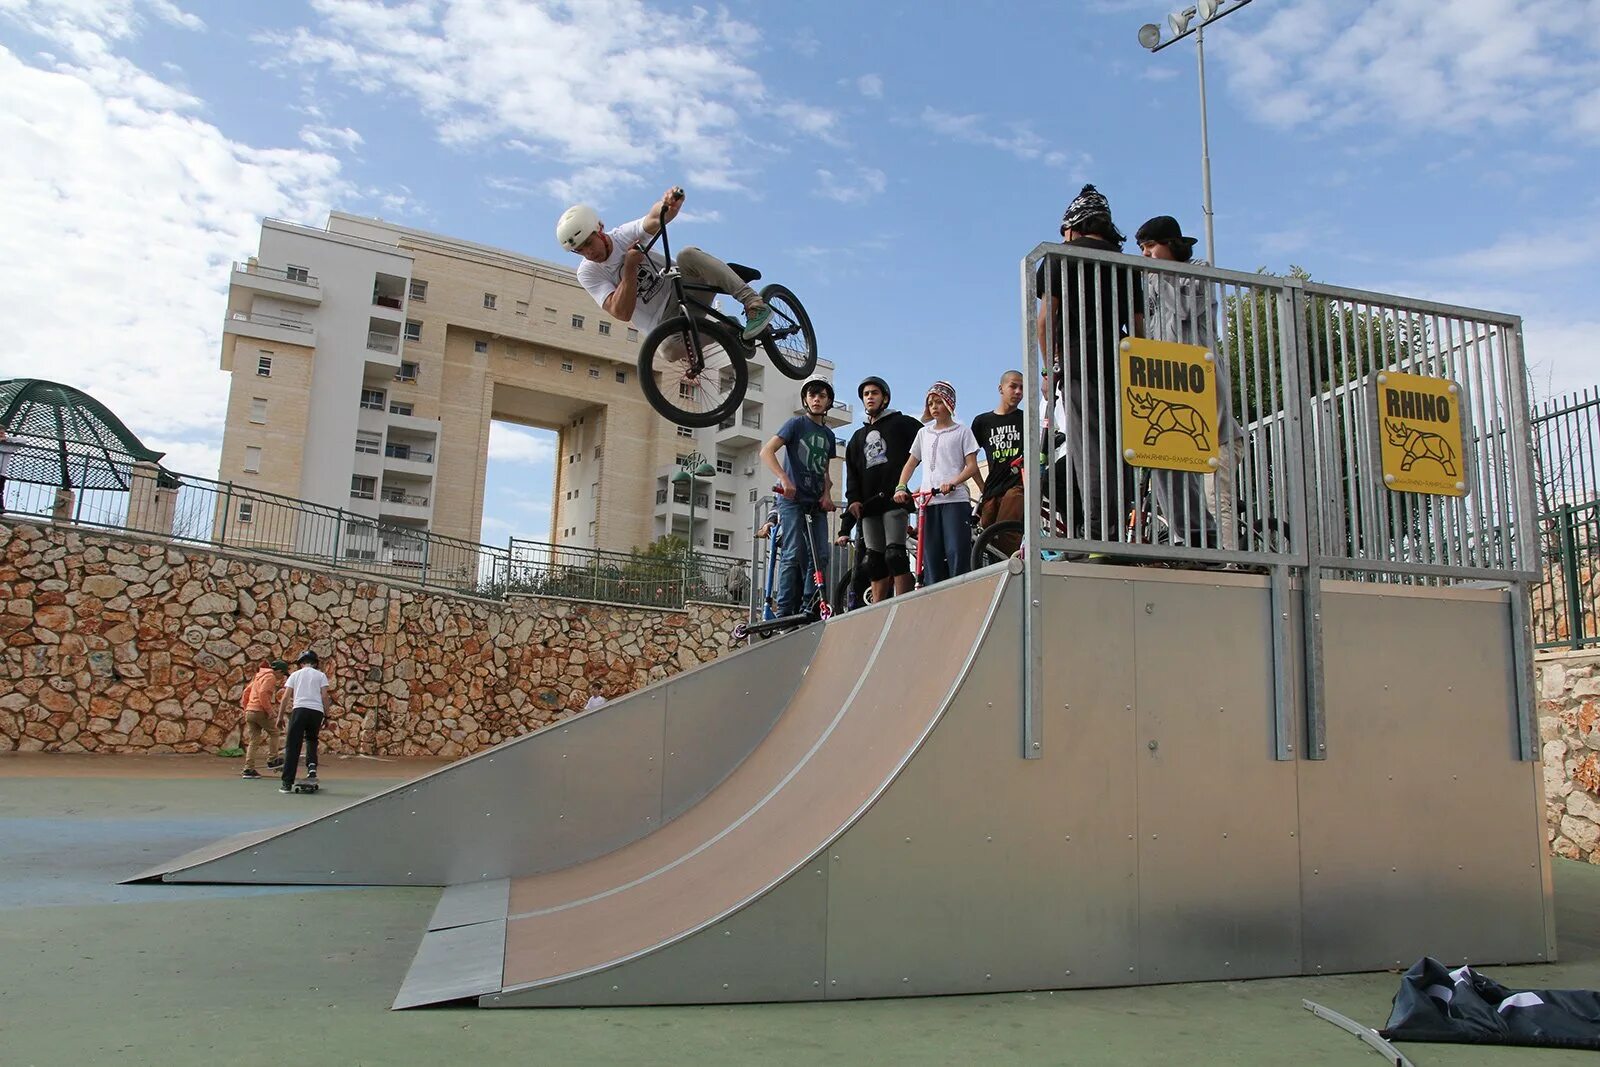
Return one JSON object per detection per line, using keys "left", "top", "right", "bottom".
{"left": 391, "top": 568, "right": 1010, "bottom": 1007}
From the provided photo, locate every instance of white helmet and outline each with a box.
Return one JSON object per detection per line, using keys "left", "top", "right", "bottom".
{"left": 556, "top": 204, "right": 601, "bottom": 251}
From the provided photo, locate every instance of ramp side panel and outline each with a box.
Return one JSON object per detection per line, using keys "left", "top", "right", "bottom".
{"left": 1301, "top": 585, "right": 1549, "bottom": 972}
{"left": 1131, "top": 576, "right": 1302, "bottom": 984}
{"left": 499, "top": 571, "right": 1006, "bottom": 992}
{"left": 123, "top": 826, "right": 290, "bottom": 884}
{"left": 484, "top": 858, "right": 829, "bottom": 1007}
{"left": 501, "top": 606, "right": 894, "bottom": 919}
{"left": 392, "top": 920, "right": 506, "bottom": 1010}
{"left": 824, "top": 572, "right": 1143, "bottom": 997}
{"left": 148, "top": 627, "right": 821, "bottom": 886}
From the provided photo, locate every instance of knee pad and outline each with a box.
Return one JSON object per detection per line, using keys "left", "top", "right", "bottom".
{"left": 884, "top": 543, "right": 911, "bottom": 577}
{"left": 863, "top": 549, "right": 889, "bottom": 581}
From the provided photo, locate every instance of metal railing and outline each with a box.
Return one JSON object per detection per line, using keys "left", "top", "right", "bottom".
{"left": 366, "top": 331, "right": 400, "bottom": 354}
{"left": 0, "top": 444, "right": 741, "bottom": 609}
{"left": 1018, "top": 244, "right": 1538, "bottom": 761}
{"left": 1530, "top": 388, "right": 1600, "bottom": 649}
{"left": 384, "top": 445, "right": 433, "bottom": 463}
{"left": 381, "top": 490, "right": 429, "bottom": 506}
{"left": 229, "top": 311, "right": 312, "bottom": 332}
{"left": 234, "top": 261, "right": 319, "bottom": 287}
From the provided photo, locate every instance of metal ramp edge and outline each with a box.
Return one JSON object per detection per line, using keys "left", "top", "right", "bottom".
{"left": 390, "top": 566, "right": 1014, "bottom": 1008}
{"left": 125, "top": 623, "right": 824, "bottom": 885}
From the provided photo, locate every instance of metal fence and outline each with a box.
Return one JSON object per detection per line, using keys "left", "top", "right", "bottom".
{"left": 0, "top": 443, "right": 741, "bottom": 610}
{"left": 1017, "top": 244, "right": 1539, "bottom": 760}
{"left": 1019, "top": 246, "right": 1536, "bottom": 581}
{"left": 1531, "top": 389, "right": 1600, "bottom": 649}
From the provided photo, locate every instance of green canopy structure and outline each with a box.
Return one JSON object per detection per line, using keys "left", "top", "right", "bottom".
{"left": 0, "top": 378, "right": 169, "bottom": 490}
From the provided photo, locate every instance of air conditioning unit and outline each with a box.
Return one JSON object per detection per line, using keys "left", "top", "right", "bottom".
{"left": 742, "top": 465, "right": 756, "bottom": 477}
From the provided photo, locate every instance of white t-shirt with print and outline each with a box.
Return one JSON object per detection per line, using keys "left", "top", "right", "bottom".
{"left": 911, "top": 421, "right": 979, "bottom": 505}
{"left": 574, "top": 217, "right": 671, "bottom": 337}
{"left": 284, "top": 667, "right": 329, "bottom": 711}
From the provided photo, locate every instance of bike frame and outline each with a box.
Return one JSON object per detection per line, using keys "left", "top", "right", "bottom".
{"left": 635, "top": 205, "right": 754, "bottom": 374}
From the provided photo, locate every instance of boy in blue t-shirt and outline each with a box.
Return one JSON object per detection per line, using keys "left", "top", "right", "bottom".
{"left": 759, "top": 377, "right": 838, "bottom": 616}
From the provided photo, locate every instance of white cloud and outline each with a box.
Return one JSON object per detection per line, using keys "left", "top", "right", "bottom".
{"left": 487, "top": 422, "right": 555, "bottom": 466}
{"left": 260, "top": 0, "right": 837, "bottom": 200}
{"left": 919, "top": 106, "right": 1086, "bottom": 172}
{"left": 0, "top": 15, "right": 348, "bottom": 461}
{"left": 298, "top": 124, "right": 363, "bottom": 152}
{"left": 815, "top": 166, "right": 887, "bottom": 204}
{"left": 1222, "top": 0, "right": 1600, "bottom": 141}
{"left": 857, "top": 73, "right": 883, "bottom": 99}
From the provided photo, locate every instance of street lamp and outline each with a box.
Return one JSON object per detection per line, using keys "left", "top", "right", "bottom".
{"left": 1137, "top": 0, "right": 1253, "bottom": 266}
{"left": 671, "top": 457, "right": 716, "bottom": 603}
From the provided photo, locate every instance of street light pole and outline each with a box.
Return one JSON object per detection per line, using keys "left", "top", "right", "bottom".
{"left": 1195, "top": 22, "right": 1215, "bottom": 265}
{"left": 1139, "top": 0, "right": 1253, "bottom": 266}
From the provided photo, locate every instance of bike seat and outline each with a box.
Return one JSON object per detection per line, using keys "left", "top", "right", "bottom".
{"left": 728, "top": 262, "right": 762, "bottom": 284}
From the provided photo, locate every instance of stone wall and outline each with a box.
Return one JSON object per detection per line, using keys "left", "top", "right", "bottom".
{"left": 1538, "top": 649, "right": 1600, "bottom": 864}
{"left": 0, "top": 518, "right": 743, "bottom": 757}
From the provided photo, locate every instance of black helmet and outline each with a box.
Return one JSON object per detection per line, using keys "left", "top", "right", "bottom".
{"left": 857, "top": 376, "right": 890, "bottom": 404}
{"left": 800, "top": 376, "right": 835, "bottom": 405}
{"left": 295, "top": 649, "right": 319, "bottom": 666}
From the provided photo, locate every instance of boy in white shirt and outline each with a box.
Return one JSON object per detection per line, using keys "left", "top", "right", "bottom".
{"left": 894, "top": 381, "right": 979, "bottom": 586}
{"left": 278, "top": 649, "right": 331, "bottom": 794}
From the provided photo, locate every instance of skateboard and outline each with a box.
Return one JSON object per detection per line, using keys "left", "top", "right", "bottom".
{"left": 292, "top": 769, "right": 319, "bottom": 794}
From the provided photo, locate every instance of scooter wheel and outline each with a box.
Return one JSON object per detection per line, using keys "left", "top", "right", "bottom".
{"left": 733, "top": 624, "right": 749, "bottom": 640}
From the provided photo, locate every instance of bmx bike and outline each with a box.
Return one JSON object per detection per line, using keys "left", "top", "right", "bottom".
{"left": 633, "top": 193, "right": 818, "bottom": 427}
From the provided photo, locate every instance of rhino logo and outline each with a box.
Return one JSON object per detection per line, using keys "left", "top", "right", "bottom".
{"left": 1385, "top": 420, "right": 1457, "bottom": 475}
{"left": 1127, "top": 390, "right": 1211, "bottom": 451}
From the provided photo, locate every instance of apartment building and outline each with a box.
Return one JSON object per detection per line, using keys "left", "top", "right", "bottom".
{"left": 217, "top": 212, "right": 849, "bottom": 567}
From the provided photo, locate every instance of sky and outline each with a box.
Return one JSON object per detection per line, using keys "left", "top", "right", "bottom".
{"left": 2, "top": 0, "right": 1598, "bottom": 547}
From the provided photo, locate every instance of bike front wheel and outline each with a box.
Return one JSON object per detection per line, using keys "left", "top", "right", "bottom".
{"left": 971, "top": 520, "right": 1023, "bottom": 571}
{"left": 638, "top": 316, "right": 749, "bottom": 427}
{"left": 757, "top": 283, "right": 818, "bottom": 380}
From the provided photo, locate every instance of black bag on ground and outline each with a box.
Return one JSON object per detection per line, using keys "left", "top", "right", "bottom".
{"left": 1381, "top": 956, "right": 1600, "bottom": 1050}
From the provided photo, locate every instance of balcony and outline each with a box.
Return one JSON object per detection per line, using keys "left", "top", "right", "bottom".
{"left": 232, "top": 261, "right": 321, "bottom": 305}
{"left": 224, "top": 311, "right": 316, "bottom": 348}
{"left": 383, "top": 443, "right": 434, "bottom": 477}
{"left": 384, "top": 444, "right": 433, "bottom": 463}
{"left": 378, "top": 488, "right": 431, "bottom": 522}
{"left": 366, "top": 330, "right": 399, "bottom": 354}
{"left": 716, "top": 408, "right": 765, "bottom": 448}
{"left": 371, "top": 272, "right": 407, "bottom": 318}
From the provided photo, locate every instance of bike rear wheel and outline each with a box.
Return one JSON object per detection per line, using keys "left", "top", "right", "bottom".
{"left": 757, "top": 283, "right": 818, "bottom": 380}
{"left": 638, "top": 316, "right": 749, "bottom": 428}
{"left": 971, "top": 520, "right": 1023, "bottom": 571}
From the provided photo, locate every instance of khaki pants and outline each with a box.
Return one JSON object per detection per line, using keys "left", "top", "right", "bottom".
{"left": 244, "top": 709, "right": 280, "bottom": 771}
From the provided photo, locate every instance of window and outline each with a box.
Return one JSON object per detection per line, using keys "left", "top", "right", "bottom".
{"left": 395, "top": 361, "right": 418, "bottom": 382}
{"left": 593, "top": 445, "right": 603, "bottom": 459}
{"left": 515, "top": 300, "right": 528, "bottom": 316}
{"left": 483, "top": 292, "right": 497, "bottom": 310}
{"left": 598, "top": 321, "right": 611, "bottom": 336}
{"left": 249, "top": 397, "right": 267, "bottom": 423}
{"left": 588, "top": 367, "right": 601, "bottom": 379}
{"left": 571, "top": 314, "right": 585, "bottom": 330}
{"left": 355, "top": 431, "right": 382, "bottom": 455}
{"left": 255, "top": 353, "right": 272, "bottom": 377}
{"left": 404, "top": 320, "right": 421, "bottom": 343}
{"left": 544, "top": 307, "right": 557, "bottom": 324}
{"left": 285, "top": 264, "right": 309, "bottom": 283}
{"left": 533, "top": 352, "right": 547, "bottom": 365}
{"left": 360, "top": 389, "right": 385, "bottom": 411}
{"left": 615, "top": 370, "right": 626, "bottom": 384}
{"left": 679, "top": 382, "right": 695, "bottom": 400}
{"left": 713, "top": 530, "right": 732, "bottom": 552}
{"left": 714, "top": 493, "right": 733, "bottom": 513}
{"left": 243, "top": 446, "right": 262, "bottom": 474}
{"left": 409, "top": 279, "right": 427, "bottom": 302}
{"left": 674, "top": 454, "right": 689, "bottom": 467}
{"left": 351, "top": 476, "right": 376, "bottom": 500}
{"left": 561, "top": 361, "right": 573, "bottom": 373}
{"left": 749, "top": 488, "right": 758, "bottom": 503}
{"left": 389, "top": 401, "right": 413, "bottom": 416}
{"left": 345, "top": 547, "right": 377, "bottom": 561}
{"left": 237, "top": 501, "right": 254, "bottom": 523}
{"left": 716, "top": 456, "right": 733, "bottom": 475}
{"left": 627, "top": 327, "right": 639, "bottom": 342}
{"left": 676, "top": 425, "right": 695, "bottom": 438}
{"left": 474, "top": 339, "right": 489, "bottom": 354}
{"left": 344, "top": 519, "right": 370, "bottom": 535}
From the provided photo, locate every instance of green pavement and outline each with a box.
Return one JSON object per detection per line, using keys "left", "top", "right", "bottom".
{"left": 2, "top": 769, "right": 1598, "bottom": 1066}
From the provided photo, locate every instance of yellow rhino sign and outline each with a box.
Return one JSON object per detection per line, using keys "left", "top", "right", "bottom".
{"left": 1375, "top": 370, "right": 1467, "bottom": 497}
{"left": 1118, "top": 337, "right": 1220, "bottom": 473}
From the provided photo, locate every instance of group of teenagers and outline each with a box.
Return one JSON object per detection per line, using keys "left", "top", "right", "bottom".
{"left": 555, "top": 182, "right": 1236, "bottom": 619}
{"left": 747, "top": 183, "right": 1235, "bottom": 618}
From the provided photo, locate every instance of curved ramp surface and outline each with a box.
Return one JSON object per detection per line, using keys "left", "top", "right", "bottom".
{"left": 127, "top": 624, "right": 823, "bottom": 886}
{"left": 392, "top": 568, "right": 1010, "bottom": 1007}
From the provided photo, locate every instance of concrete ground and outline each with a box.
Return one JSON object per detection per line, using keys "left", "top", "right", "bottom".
{"left": 2, "top": 754, "right": 1597, "bottom": 1067}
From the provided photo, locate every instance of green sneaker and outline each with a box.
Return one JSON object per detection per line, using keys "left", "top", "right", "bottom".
{"left": 742, "top": 304, "right": 773, "bottom": 341}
